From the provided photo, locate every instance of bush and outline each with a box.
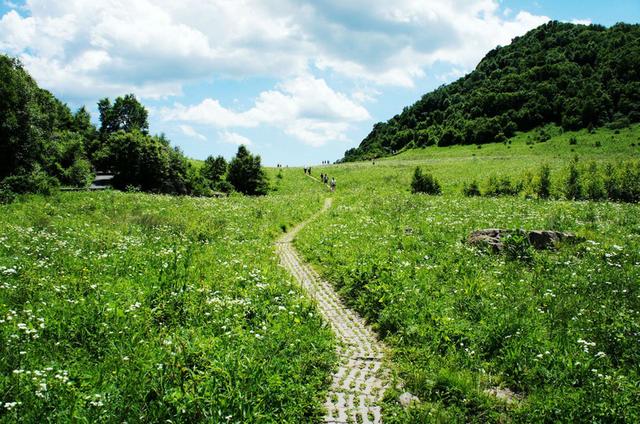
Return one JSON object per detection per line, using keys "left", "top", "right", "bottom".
{"left": 616, "top": 161, "right": 640, "bottom": 202}
{"left": 536, "top": 164, "right": 551, "bottom": 199}
{"left": 411, "top": 167, "right": 441, "bottom": 195}
{"left": 462, "top": 180, "right": 481, "bottom": 196}
{"left": 584, "top": 162, "right": 606, "bottom": 201}
{"left": 484, "top": 175, "right": 522, "bottom": 196}
{"left": 63, "top": 158, "right": 94, "bottom": 187}
{"left": 1, "top": 167, "right": 59, "bottom": 196}
{"left": 214, "top": 180, "right": 234, "bottom": 194}
{"left": 565, "top": 156, "right": 582, "bottom": 200}
{"left": 0, "top": 185, "right": 16, "bottom": 204}
{"left": 569, "top": 136, "right": 577, "bottom": 145}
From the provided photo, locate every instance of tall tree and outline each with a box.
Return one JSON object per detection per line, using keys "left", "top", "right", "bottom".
{"left": 227, "top": 146, "right": 269, "bottom": 195}
{"left": 98, "top": 94, "right": 149, "bottom": 136}
{"left": 201, "top": 155, "right": 227, "bottom": 185}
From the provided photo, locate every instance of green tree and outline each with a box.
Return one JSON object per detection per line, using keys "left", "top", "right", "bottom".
{"left": 0, "top": 55, "right": 44, "bottom": 179}
{"left": 97, "top": 130, "right": 189, "bottom": 194}
{"left": 227, "top": 146, "right": 269, "bottom": 195}
{"left": 98, "top": 94, "right": 149, "bottom": 136}
{"left": 201, "top": 155, "right": 228, "bottom": 186}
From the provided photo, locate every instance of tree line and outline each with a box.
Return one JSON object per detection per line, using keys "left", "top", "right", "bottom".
{"left": 344, "top": 21, "right": 640, "bottom": 161}
{"left": 0, "top": 55, "right": 268, "bottom": 201}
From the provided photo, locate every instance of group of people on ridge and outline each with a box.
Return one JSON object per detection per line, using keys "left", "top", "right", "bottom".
{"left": 304, "top": 166, "right": 336, "bottom": 191}
{"left": 319, "top": 172, "right": 336, "bottom": 192}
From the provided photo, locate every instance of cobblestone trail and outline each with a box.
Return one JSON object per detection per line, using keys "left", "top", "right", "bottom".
{"left": 276, "top": 198, "right": 391, "bottom": 424}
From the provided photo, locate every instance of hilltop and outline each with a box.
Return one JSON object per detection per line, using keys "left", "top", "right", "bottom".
{"left": 343, "top": 21, "right": 640, "bottom": 162}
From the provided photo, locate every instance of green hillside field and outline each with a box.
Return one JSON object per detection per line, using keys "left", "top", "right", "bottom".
{"left": 1, "top": 125, "right": 639, "bottom": 422}
{"left": 297, "top": 125, "right": 640, "bottom": 422}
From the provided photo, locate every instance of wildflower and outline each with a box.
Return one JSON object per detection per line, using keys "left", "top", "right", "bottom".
{"left": 3, "top": 401, "right": 21, "bottom": 411}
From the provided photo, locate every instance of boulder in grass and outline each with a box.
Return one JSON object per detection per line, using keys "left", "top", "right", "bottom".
{"left": 468, "top": 229, "right": 579, "bottom": 251}
{"left": 398, "top": 392, "right": 420, "bottom": 407}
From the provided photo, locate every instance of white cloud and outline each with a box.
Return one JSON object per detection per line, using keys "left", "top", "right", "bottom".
{"left": 0, "top": 0, "right": 550, "bottom": 150}
{"left": 162, "top": 74, "right": 370, "bottom": 146}
{"left": 219, "top": 131, "right": 252, "bottom": 146}
{"left": 179, "top": 125, "right": 206, "bottom": 141}
{"left": 0, "top": 0, "right": 548, "bottom": 99}
{"left": 570, "top": 19, "right": 592, "bottom": 26}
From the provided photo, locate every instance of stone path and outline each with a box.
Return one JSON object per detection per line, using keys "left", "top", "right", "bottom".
{"left": 276, "top": 198, "right": 391, "bottom": 424}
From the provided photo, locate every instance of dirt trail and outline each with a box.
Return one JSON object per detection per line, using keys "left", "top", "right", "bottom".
{"left": 276, "top": 198, "right": 391, "bottom": 424}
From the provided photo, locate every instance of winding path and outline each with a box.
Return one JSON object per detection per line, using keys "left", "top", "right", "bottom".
{"left": 276, "top": 198, "right": 391, "bottom": 424}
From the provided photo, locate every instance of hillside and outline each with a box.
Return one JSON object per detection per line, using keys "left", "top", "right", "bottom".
{"left": 343, "top": 21, "right": 640, "bottom": 162}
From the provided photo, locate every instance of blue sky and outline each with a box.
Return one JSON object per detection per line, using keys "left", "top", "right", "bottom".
{"left": 1, "top": 1, "right": 638, "bottom": 165}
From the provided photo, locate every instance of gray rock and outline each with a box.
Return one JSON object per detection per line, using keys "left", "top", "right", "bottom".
{"left": 398, "top": 392, "right": 420, "bottom": 407}
{"left": 484, "top": 387, "right": 520, "bottom": 404}
{"left": 468, "top": 229, "right": 578, "bottom": 252}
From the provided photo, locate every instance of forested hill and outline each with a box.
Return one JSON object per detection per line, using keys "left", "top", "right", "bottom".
{"left": 342, "top": 21, "right": 640, "bottom": 162}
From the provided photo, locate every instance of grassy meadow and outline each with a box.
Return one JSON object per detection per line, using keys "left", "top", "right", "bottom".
{"left": 0, "top": 179, "right": 335, "bottom": 423}
{"left": 297, "top": 125, "right": 640, "bottom": 422}
{"left": 0, "top": 125, "right": 639, "bottom": 422}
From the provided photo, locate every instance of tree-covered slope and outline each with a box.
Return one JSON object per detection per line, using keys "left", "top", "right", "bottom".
{"left": 343, "top": 21, "right": 640, "bottom": 162}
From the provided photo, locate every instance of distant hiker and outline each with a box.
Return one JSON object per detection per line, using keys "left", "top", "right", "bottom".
{"left": 308, "top": 167, "right": 311, "bottom": 175}
{"left": 330, "top": 177, "right": 336, "bottom": 192}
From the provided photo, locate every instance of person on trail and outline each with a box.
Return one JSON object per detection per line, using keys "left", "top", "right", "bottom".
{"left": 330, "top": 177, "right": 336, "bottom": 192}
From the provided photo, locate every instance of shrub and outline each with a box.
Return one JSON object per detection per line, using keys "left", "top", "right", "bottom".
{"left": 1, "top": 167, "right": 59, "bottom": 196}
{"left": 565, "top": 156, "right": 582, "bottom": 200}
{"left": 63, "top": 158, "right": 94, "bottom": 187}
{"left": 569, "top": 136, "right": 577, "bottom": 145}
{"left": 462, "top": 180, "right": 481, "bottom": 197}
{"left": 411, "top": 167, "right": 441, "bottom": 195}
{"left": 0, "top": 185, "right": 16, "bottom": 204}
{"left": 617, "top": 161, "right": 640, "bottom": 202}
{"left": 584, "top": 162, "right": 606, "bottom": 201}
{"left": 484, "top": 175, "right": 522, "bottom": 196}
{"left": 536, "top": 164, "right": 551, "bottom": 199}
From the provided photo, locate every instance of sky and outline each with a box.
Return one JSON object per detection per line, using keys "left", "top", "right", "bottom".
{"left": 0, "top": 1, "right": 639, "bottom": 165}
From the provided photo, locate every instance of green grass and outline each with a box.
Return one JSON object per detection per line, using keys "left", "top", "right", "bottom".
{"left": 1, "top": 125, "right": 639, "bottom": 422}
{"left": 0, "top": 189, "right": 334, "bottom": 423}
{"left": 295, "top": 125, "right": 640, "bottom": 422}
{"left": 323, "top": 124, "right": 640, "bottom": 196}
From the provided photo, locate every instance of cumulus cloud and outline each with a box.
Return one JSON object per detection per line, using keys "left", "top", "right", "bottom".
{"left": 179, "top": 125, "right": 206, "bottom": 141}
{"left": 0, "top": 0, "right": 549, "bottom": 148}
{"left": 162, "top": 75, "right": 370, "bottom": 146}
{"left": 0, "top": 0, "right": 548, "bottom": 97}
{"left": 219, "top": 131, "right": 252, "bottom": 146}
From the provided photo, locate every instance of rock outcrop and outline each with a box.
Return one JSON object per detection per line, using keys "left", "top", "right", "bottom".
{"left": 468, "top": 229, "right": 579, "bottom": 251}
